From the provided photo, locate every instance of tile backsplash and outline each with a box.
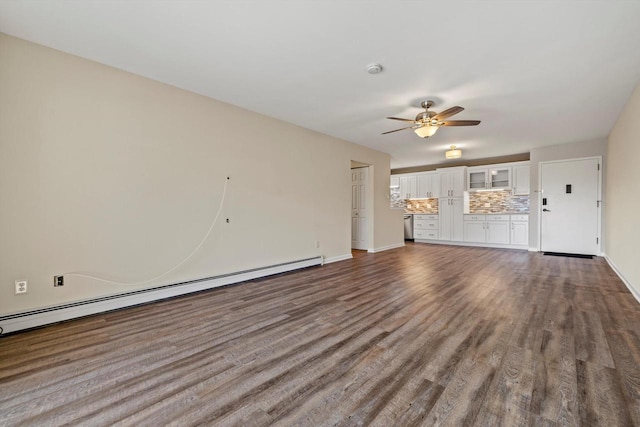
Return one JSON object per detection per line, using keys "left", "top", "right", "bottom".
{"left": 405, "top": 198, "right": 439, "bottom": 214}
{"left": 390, "top": 187, "right": 404, "bottom": 209}
{"left": 467, "top": 190, "right": 529, "bottom": 213}
{"left": 391, "top": 186, "right": 529, "bottom": 214}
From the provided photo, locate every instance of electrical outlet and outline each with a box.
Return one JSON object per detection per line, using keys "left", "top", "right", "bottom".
{"left": 54, "top": 276, "right": 64, "bottom": 287}
{"left": 316, "top": 241, "right": 320, "bottom": 248}
{"left": 15, "top": 280, "right": 28, "bottom": 295}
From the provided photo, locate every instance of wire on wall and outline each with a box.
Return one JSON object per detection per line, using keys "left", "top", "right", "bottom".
{"left": 63, "top": 177, "right": 230, "bottom": 286}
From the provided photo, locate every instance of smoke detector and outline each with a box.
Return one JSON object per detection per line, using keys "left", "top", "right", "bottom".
{"left": 367, "top": 64, "right": 383, "bottom": 74}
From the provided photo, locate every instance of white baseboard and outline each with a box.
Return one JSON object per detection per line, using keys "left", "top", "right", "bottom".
{"left": 603, "top": 254, "right": 640, "bottom": 304}
{"left": 528, "top": 247, "right": 538, "bottom": 252}
{"left": 367, "top": 242, "right": 405, "bottom": 253}
{"left": 0, "top": 256, "right": 323, "bottom": 335}
{"left": 323, "top": 253, "right": 353, "bottom": 264}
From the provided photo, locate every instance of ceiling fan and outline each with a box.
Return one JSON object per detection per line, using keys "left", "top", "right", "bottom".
{"left": 383, "top": 100, "right": 480, "bottom": 138}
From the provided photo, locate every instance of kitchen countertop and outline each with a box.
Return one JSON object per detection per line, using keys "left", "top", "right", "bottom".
{"left": 467, "top": 212, "right": 530, "bottom": 215}
{"left": 405, "top": 212, "right": 530, "bottom": 215}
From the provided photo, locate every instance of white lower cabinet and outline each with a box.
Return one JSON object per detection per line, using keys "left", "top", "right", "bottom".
{"left": 414, "top": 214, "right": 439, "bottom": 240}
{"left": 510, "top": 215, "right": 529, "bottom": 246}
{"left": 464, "top": 220, "right": 486, "bottom": 242}
{"left": 414, "top": 211, "right": 529, "bottom": 248}
{"left": 486, "top": 220, "right": 510, "bottom": 244}
{"left": 415, "top": 229, "right": 439, "bottom": 240}
{"left": 463, "top": 215, "right": 510, "bottom": 244}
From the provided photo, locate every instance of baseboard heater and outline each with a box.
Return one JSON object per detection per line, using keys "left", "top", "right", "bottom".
{"left": 0, "top": 256, "right": 323, "bottom": 335}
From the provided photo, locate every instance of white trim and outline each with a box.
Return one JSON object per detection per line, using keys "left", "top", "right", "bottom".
{"left": 414, "top": 239, "right": 528, "bottom": 251}
{"left": 322, "top": 253, "right": 353, "bottom": 264}
{"left": 604, "top": 255, "right": 640, "bottom": 304}
{"left": 528, "top": 247, "right": 538, "bottom": 252}
{"left": 367, "top": 242, "right": 405, "bottom": 253}
{"left": 0, "top": 257, "right": 323, "bottom": 335}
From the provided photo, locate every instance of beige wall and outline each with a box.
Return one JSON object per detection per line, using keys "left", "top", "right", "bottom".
{"left": 0, "top": 34, "right": 403, "bottom": 314}
{"left": 529, "top": 138, "right": 607, "bottom": 250}
{"left": 606, "top": 83, "right": 640, "bottom": 296}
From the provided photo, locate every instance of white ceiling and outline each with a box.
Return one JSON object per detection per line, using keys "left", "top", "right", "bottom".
{"left": 1, "top": 1, "right": 640, "bottom": 169}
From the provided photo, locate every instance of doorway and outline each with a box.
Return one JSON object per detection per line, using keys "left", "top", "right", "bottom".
{"left": 351, "top": 166, "right": 369, "bottom": 250}
{"left": 539, "top": 157, "right": 601, "bottom": 255}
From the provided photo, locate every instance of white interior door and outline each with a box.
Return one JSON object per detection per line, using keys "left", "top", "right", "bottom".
{"left": 540, "top": 158, "right": 600, "bottom": 255}
{"left": 351, "top": 167, "right": 369, "bottom": 250}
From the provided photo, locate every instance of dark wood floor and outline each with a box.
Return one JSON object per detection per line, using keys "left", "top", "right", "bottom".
{"left": 1, "top": 243, "right": 639, "bottom": 426}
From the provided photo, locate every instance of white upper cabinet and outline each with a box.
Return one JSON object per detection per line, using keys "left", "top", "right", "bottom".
{"left": 468, "top": 169, "right": 488, "bottom": 190}
{"left": 393, "top": 172, "right": 440, "bottom": 199}
{"left": 416, "top": 172, "right": 440, "bottom": 198}
{"left": 489, "top": 166, "right": 511, "bottom": 189}
{"left": 399, "top": 175, "right": 418, "bottom": 199}
{"left": 467, "top": 165, "right": 511, "bottom": 190}
{"left": 438, "top": 167, "right": 466, "bottom": 198}
{"left": 512, "top": 164, "right": 530, "bottom": 195}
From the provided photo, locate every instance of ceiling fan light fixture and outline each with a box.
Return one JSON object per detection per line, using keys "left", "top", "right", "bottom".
{"left": 445, "top": 145, "right": 462, "bottom": 159}
{"left": 414, "top": 125, "right": 439, "bottom": 138}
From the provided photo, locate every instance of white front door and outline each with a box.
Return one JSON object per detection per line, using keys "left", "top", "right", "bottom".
{"left": 351, "top": 167, "right": 368, "bottom": 250}
{"left": 540, "top": 158, "right": 600, "bottom": 255}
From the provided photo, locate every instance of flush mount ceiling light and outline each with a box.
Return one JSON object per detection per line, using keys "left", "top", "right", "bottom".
{"left": 445, "top": 145, "right": 462, "bottom": 159}
{"left": 367, "top": 64, "right": 383, "bottom": 74}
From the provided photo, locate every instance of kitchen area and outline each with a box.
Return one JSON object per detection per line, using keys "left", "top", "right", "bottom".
{"left": 393, "top": 161, "right": 531, "bottom": 249}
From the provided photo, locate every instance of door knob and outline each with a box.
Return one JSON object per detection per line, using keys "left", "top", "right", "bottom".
{"left": 542, "top": 208, "right": 551, "bottom": 212}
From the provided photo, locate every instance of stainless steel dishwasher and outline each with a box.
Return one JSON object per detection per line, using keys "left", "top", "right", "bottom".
{"left": 404, "top": 214, "right": 414, "bottom": 240}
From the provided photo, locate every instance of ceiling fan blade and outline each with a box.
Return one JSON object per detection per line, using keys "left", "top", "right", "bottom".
{"left": 433, "top": 106, "right": 464, "bottom": 120}
{"left": 386, "top": 116, "right": 416, "bottom": 123}
{"left": 441, "top": 120, "right": 481, "bottom": 126}
{"left": 382, "top": 125, "right": 417, "bottom": 135}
